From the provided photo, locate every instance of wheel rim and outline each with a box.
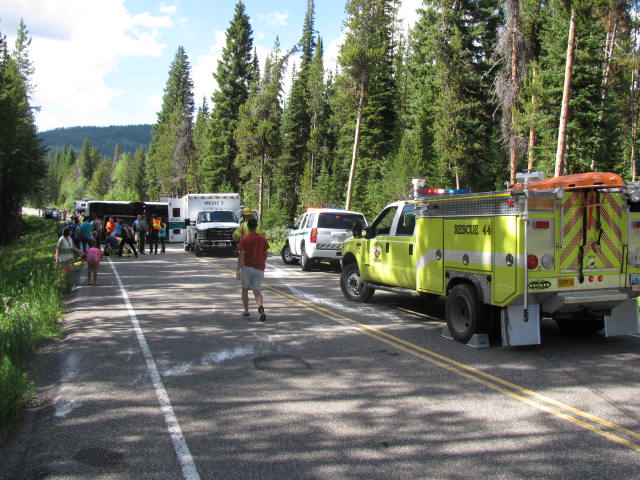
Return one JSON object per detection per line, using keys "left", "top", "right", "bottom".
{"left": 450, "top": 296, "right": 471, "bottom": 333}
{"left": 346, "top": 271, "right": 363, "bottom": 295}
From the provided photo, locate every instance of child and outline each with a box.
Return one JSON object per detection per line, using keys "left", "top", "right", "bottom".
{"left": 85, "top": 240, "right": 104, "bottom": 285}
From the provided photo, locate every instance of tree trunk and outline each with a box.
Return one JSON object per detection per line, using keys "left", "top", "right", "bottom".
{"left": 590, "top": 12, "right": 619, "bottom": 171}
{"left": 345, "top": 87, "right": 365, "bottom": 211}
{"left": 259, "top": 153, "right": 265, "bottom": 220}
{"left": 509, "top": 27, "right": 518, "bottom": 185}
{"left": 555, "top": 8, "right": 577, "bottom": 177}
{"left": 632, "top": 64, "right": 639, "bottom": 182}
{"left": 528, "top": 66, "right": 538, "bottom": 171}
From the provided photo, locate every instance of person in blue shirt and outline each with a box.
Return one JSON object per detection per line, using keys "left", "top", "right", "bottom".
{"left": 78, "top": 217, "right": 94, "bottom": 252}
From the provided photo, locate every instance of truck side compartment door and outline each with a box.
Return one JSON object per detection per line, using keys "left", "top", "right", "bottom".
{"left": 416, "top": 217, "right": 445, "bottom": 295}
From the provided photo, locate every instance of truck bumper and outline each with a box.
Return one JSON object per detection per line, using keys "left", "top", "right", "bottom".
{"left": 196, "top": 240, "right": 235, "bottom": 250}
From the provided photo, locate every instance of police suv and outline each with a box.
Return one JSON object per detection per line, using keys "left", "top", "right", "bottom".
{"left": 282, "top": 208, "right": 367, "bottom": 271}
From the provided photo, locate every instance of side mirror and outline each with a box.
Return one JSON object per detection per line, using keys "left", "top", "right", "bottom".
{"left": 364, "top": 226, "right": 375, "bottom": 239}
{"left": 352, "top": 221, "right": 363, "bottom": 238}
{"left": 184, "top": 218, "right": 190, "bottom": 227}
{"left": 286, "top": 222, "right": 295, "bottom": 229}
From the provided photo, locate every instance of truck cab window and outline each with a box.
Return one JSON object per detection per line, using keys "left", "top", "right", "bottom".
{"left": 372, "top": 206, "right": 398, "bottom": 236}
{"left": 396, "top": 204, "right": 416, "bottom": 236}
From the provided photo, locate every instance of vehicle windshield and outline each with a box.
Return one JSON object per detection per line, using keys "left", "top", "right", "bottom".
{"left": 198, "top": 211, "right": 237, "bottom": 223}
{"left": 317, "top": 213, "right": 366, "bottom": 229}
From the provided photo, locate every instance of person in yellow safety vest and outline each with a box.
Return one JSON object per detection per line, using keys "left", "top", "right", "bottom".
{"left": 150, "top": 214, "right": 162, "bottom": 254}
{"left": 233, "top": 208, "right": 263, "bottom": 243}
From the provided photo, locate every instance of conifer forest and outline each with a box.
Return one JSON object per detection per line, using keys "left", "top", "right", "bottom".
{"left": 2, "top": 0, "right": 640, "bottom": 242}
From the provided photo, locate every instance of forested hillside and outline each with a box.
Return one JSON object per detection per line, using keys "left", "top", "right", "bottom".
{"left": 28, "top": 0, "right": 640, "bottom": 228}
{"left": 39, "top": 125, "right": 152, "bottom": 157}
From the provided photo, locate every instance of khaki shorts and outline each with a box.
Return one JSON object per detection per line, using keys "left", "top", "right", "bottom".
{"left": 241, "top": 266, "right": 264, "bottom": 291}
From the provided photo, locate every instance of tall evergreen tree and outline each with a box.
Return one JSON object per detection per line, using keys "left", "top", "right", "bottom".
{"left": 337, "top": 0, "right": 399, "bottom": 211}
{"left": 0, "top": 24, "right": 46, "bottom": 243}
{"left": 299, "top": 36, "right": 334, "bottom": 209}
{"left": 416, "top": 0, "right": 503, "bottom": 191}
{"left": 203, "top": 1, "right": 255, "bottom": 192}
{"left": 278, "top": 0, "right": 316, "bottom": 217}
{"left": 191, "top": 97, "right": 210, "bottom": 192}
{"left": 146, "top": 46, "right": 195, "bottom": 199}
{"left": 236, "top": 41, "right": 289, "bottom": 220}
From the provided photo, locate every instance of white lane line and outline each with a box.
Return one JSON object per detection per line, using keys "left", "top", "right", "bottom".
{"left": 108, "top": 258, "right": 200, "bottom": 480}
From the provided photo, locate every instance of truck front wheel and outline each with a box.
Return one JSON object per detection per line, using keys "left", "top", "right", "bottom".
{"left": 194, "top": 243, "right": 203, "bottom": 257}
{"left": 340, "top": 263, "right": 374, "bottom": 302}
{"left": 281, "top": 243, "right": 297, "bottom": 265}
{"left": 445, "top": 284, "right": 485, "bottom": 343}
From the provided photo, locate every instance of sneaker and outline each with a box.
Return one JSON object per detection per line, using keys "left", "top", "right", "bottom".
{"left": 258, "top": 306, "right": 266, "bottom": 322}
{"left": 241, "top": 311, "right": 250, "bottom": 320}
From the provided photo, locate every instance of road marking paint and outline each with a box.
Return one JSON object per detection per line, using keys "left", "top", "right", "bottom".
{"left": 108, "top": 259, "right": 201, "bottom": 480}
{"left": 209, "top": 260, "right": 640, "bottom": 452}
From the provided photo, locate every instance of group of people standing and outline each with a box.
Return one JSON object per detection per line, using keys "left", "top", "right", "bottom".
{"left": 55, "top": 207, "right": 270, "bottom": 320}
{"left": 55, "top": 213, "right": 168, "bottom": 285}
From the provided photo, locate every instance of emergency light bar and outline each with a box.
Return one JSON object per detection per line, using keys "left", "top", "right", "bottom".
{"left": 411, "top": 187, "right": 470, "bottom": 196}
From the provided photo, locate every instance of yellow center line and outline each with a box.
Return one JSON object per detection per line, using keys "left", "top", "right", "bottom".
{"left": 215, "top": 261, "right": 640, "bottom": 452}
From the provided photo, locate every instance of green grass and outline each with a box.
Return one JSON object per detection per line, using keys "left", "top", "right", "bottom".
{"left": 265, "top": 225, "right": 288, "bottom": 257}
{"left": 0, "top": 216, "right": 66, "bottom": 442}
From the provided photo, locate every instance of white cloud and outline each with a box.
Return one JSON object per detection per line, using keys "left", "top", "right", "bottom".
{"left": 3, "top": 0, "right": 171, "bottom": 130}
{"left": 159, "top": 3, "right": 177, "bottom": 15}
{"left": 397, "top": 0, "right": 421, "bottom": 33}
{"left": 191, "top": 30, "right": 227, "bottom": 106}
{"left": 259, "top": 10, "right": 289, "bottom": 28}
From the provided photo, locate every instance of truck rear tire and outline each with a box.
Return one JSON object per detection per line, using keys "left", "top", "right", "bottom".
{"left": 282, "top": 243, "right": 297, "bottom": 265}
{"left": 300, "top": 247, "right": 314, "bottom": 271}
{"left": 340, "top": 263, "right": 374, "bottom": 302}
{"left": 445, "top": 284, "right": 485, "bottom": 343}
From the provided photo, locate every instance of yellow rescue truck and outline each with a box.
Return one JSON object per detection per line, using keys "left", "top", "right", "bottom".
{"left": 340, "top": 172, "right": 640, "bottom": 346}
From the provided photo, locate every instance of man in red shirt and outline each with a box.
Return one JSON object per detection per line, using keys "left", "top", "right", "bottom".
{"left": 236, "top": 218, "right": 269, "bottom": 321}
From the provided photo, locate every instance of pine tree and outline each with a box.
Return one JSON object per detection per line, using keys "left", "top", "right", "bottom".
{"left": 87, "top": 159, "right": 114, "bottom": 199}
{"left": 191, "top": 97, "right": 210, "bottom": 191}
{"left": 494, "top": 0, "right": 530, "bottom": 184}
{"left": 0, "top": 24, "right": 46, "bottom": 243}
{"left": 235, "top": 41, "right": 289, "bottom": 221}
{"left": 337, "top": 0, "right": 399, "bottom": 211}
{"left": 108, "top": 152, "right": 141, "bottom": 201}
{"left": 416, "top": 0, "right": 503, "bottom": 191}
{"left": 278, "top": 0, "right": 316, "bottom": 217}
{"left": 299, "top": 36, "right": 334, "bottom": 211}
{"left": 203, "top": 1, "right": 255, "bottom": 191}
{"left": 146, "top": 46, "right": 195, "bottom": 199}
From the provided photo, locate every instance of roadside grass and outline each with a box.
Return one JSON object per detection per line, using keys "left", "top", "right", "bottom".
{"left": 0, "top": 216, "right": 66, "bottom": 444}
{"left": 265, "top": 225, "right": 288, "bottom": 257}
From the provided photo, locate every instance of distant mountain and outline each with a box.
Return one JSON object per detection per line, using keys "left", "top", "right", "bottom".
{"left": 39, "top": 124, "right": 152, "bottom": 157}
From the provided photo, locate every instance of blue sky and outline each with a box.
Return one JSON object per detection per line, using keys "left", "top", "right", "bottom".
{"left": 2, "top": 0, "right": 420, "bottom": 132}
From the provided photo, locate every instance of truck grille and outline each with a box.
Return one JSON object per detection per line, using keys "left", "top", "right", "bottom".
{"left": 204, "top": 227, "right": 235, "bottom": 241}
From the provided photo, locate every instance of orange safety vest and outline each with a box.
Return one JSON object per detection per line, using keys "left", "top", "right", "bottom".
{"left": 152, "top": 218, "right": 161, "bottom": 230}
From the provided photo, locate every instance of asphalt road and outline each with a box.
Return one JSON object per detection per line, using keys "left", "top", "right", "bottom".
{"left": 2, "top": 244, "right": 640, "bottom": 479}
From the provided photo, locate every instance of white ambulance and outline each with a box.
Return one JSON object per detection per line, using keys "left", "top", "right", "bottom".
{"left": 168, "top": 194, "right": 240, "bottom": 254}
